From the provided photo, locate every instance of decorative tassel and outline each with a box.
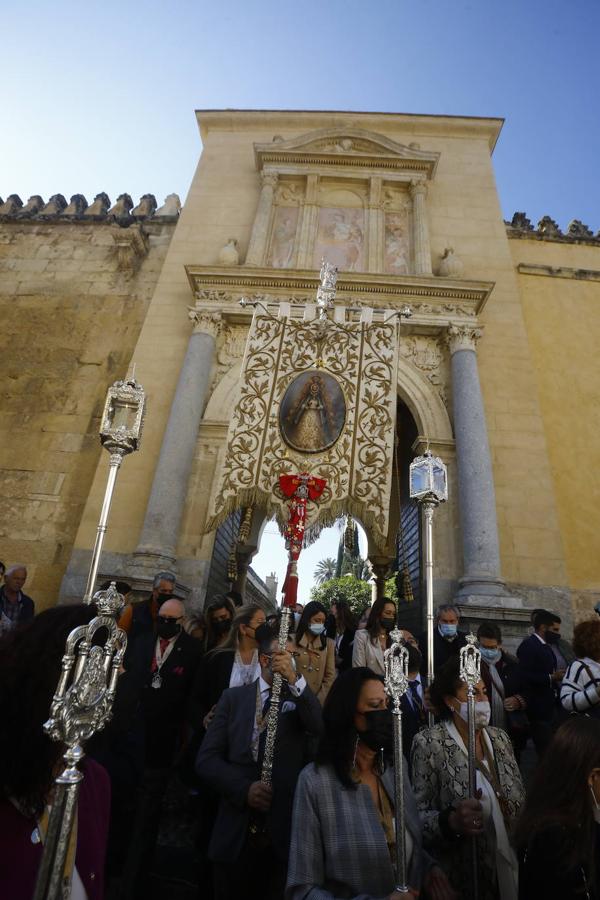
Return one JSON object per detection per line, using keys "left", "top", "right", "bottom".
{"left": 227, "top": 544, "right": 238, "bottom": 581}
{"left": 238, "top": 506, "right": 253, "bottom": 545}
{"left": 402, "top": 561, "right": 414, "bottom": 603}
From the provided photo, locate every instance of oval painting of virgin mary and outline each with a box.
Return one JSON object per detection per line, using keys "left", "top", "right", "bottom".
{"left": 279, "top": 370, "right": 346, "bottom": 454}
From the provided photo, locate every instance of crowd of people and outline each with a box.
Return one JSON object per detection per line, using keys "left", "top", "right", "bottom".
{"left": 1, "top": 565, "right": 600, "bottom": 899}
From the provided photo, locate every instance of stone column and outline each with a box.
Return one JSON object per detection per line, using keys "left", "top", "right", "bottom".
{"left": 245, "top": 170, "right": 278, "bottom": 266}
{"left": 410, "top": 178, "right": 432, "bottom": 275}
{"left": 367, "top": 176, "right": 384, "bottom": 272}
{"left": 132, "top": 310, "right": 221, "bottom": 571}
{"left": 446, "top": 324, "right": 509, "bottom": 602}
{"left": 296, "top": 174, "right": 319, "bottom": 269}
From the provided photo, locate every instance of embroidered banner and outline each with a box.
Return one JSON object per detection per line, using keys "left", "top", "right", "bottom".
{"left": 206, "top": 311, "right": 399, "bottom": 548}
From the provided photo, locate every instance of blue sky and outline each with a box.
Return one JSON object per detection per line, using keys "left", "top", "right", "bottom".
{"left": 4, "top": 1, "right": 599, "bottom": 598}
{"left": 3, "top": 0, "right": 600, "bottom": 232}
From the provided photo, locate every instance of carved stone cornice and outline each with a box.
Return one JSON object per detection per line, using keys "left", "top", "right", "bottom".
{"left": 445, "top": 323, "right": 483, "bottom": 354}
{"left": 188, "top": 307, "right": 222, "bottom": 338}
{"left": 253, "top": 127, "right": 440, "bottom": 180}
{"left": 185, "top": 265, "right": 494, "bottom": 322}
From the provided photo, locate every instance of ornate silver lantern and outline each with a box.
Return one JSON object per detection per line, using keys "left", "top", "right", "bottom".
{"left": 409, "top": 449, "right": 448, "bottom": 724}
{"left": 83, "top": 375, "right": 145, "bottom": 603}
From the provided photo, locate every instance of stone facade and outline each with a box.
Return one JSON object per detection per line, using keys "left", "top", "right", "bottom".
{"left": 2, "top": 111, "right": 599, "bottom": 638}
{"left": 0, "top": 197, "right": 178, "bottom": 609}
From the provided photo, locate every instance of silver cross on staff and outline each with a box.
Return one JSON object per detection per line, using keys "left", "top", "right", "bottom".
{"left": 459, "top": 632, "right": 482, "bottom": 900}
{"left": 384, "top": 627, "right": 411, "bottom": 894}
{"left": 316, "top": 258, "right": 338, "bottom": 320}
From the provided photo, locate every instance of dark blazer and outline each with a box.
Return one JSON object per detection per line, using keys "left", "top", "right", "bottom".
{"left": 517, "top": 633, "right": 557, "bottom": 720}
{"left": 0, "top": 588, "right": 34, "bottom": 625}
{"left": 0, "top": 758, "right": 110, "bottom": 900}
{"left": 189, "top": 647, "right": 235, "bottom": 730}
{"left": 401, "top": 689, "right": 426, "bottom": 770}
{"left": 196, "top": 679, "right": 323, "bottom": 863}
{"left": 519, "top": 823, "right": 600, "bottom": 899}
{"left": 418, "top": 627, "right": 467, "bottom": 675}
{"left": 127, "top": 629, "right": 202, "bottom": 766}
{"left": 336, "top": 627, "right": 356, "bottom": 672}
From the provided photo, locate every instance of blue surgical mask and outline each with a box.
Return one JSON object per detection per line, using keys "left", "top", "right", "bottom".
{"left": 439, "top": 623, "right": 457, "bottom": 638}
{"left": 480, "top": 647, "right": 502, "bottom": 665}
{"left": 309, "top": 623, "right": 325, "bottom": 636}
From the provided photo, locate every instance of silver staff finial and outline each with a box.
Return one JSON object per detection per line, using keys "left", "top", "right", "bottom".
{"left": 316, "top": 259, "right": 338, "bottom": 320}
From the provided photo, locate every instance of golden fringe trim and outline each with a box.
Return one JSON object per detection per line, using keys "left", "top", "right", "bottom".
{"left": 205, "top": 492, "right": 388, "bottom": 551}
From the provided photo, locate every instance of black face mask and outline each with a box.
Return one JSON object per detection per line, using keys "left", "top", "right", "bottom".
{"left": 213, "top": 618, "right": 232, "bottom": 636}
{"left": 358, "top": 708, "right": 394, "bottom": 752}
{"left": 254, "top": 622, "right": 275, "bottom": 645}
{"left": 157, "top": 617, "right": 181, "bottom": 639}
{"left": 381, "top": 617, "right": 396, "bottom": 633}
{"left": 545, "top": 630, "right": 560, "bottom": 645}
{"left": 156, "top": 593, "right": 172, "bottom": 608}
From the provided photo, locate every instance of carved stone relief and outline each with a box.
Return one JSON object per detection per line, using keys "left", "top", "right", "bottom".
{"left": 400, "top": 335, "right": 449, "bottom": 408}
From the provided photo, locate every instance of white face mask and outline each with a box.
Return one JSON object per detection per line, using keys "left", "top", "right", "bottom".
{"left": 590, "top": 783, "right": 600, "bottom": 824}
{"left": 309, "top": 623, "right": 325, "bottom": 635}
{"left": 455, "top": 700, "right": 491, "bottom": 729}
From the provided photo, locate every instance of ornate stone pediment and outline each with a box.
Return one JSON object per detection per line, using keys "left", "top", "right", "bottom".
{"left": 255, "top": 128, "right": 439, "bottom": 178}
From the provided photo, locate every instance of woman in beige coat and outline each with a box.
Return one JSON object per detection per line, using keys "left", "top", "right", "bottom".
{"left": 352, "top": 597, "right": 397, "bottom": 677}
{"left": 292, "top": 601, "right": 336, "bottom": 704}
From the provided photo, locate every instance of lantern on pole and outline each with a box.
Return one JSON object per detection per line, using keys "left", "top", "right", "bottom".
{"left": 409, "top": 448, "right": 447, "bottom": 724}
{"left": 82, "top": 376, "right": 145, "bottom": 603}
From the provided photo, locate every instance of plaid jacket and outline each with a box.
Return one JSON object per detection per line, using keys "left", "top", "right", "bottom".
{"left": 286, "top": 761, "right": 433, "bottom": 899}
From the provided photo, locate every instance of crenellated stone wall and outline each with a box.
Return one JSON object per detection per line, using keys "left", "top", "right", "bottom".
{"left": 0, "top": 193, "right": 179, "bottom": 610}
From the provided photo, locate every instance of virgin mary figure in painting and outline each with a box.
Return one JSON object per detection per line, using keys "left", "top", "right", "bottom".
{"left": 280, "top": 372, "right": 346, "bottom": 454}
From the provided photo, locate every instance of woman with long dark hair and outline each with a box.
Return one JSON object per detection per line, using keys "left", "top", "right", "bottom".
{"left": 286, "top": 667, "right": 455, "bottom": 899}
{"left": 516, "top": 716, "right": 600, "bottom": 898}
{"left": 352, "top": 596, "right": 397, "bottom": 676}
{"left": 203, "top": 595, "right": 235, "bottom": 653}
{"left": 330, "top": 599, "right": 357, "bottom": 672}
{"left": 292, "top": 600, "right": 336, "bottom": 704}
{"left": 0, "top": 605, "right": 111, "bottom": 900}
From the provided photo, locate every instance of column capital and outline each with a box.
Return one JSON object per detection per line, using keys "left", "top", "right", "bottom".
{"left": 445, "top": 323, "right": 483, "bottom": 354}
{"left": 188, "top": 307, "right": 222, "bottom": 338}
{"left": 410, "top": 177, "right": 428, "bottom": 198}
{"left": 260, "top": 170, "right": 279, "bottom": 189}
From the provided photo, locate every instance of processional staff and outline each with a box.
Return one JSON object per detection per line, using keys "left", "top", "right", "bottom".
{"left": 460, "top": 632, "right": 482, "bottom": 900}
{"left": 34, "top": 375, "right": 145, "bottom": 900}
{"left": 260, "top": 472, "right": 326, "bottom": 785}
{"left": 384, "top": 627, "right": 411, "bottom": 894}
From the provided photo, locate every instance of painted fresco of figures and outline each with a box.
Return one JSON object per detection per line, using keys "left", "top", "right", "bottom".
{"left": 280, "top": 371, "right": 346, "bottom": 454}
{"left": 313, "top": 207, "right": 364, "bottom": 272}
{"left": 384, "top": 212, "right": 410, "bottom": 274}
{"left": 269, "top": 206, "right": 298, "bottom": 267}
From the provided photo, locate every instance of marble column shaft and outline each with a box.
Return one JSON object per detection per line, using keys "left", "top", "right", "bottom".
{"left": 447, "top": 325, "right": 504, "bottom": 597}
{"left": 245, "top": 170, "right": 278, "bottom": 266}
{"left": 296, "top": 174, "right": 319, "bottom": 269}
{"left": 134, "top": 311, "right": 221, "bottom": 566}
{"left": 410, "top": 179, "right": 432, "bottom": 275}
{"left": 367, "top": 176, "right": 384, "bottom": 273}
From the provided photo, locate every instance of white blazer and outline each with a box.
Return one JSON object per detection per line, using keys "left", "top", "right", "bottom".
{"left": 352, "top": 628, "right": 385, "bottom": 676}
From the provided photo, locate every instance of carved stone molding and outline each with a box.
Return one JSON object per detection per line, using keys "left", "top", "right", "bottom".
{"left": 400, "top": 336, "right": 449, "bottom": 407}
{"left": 445, "top": 323, "right": 483, "bottom": 354}
{"left": 188, "top": 307, "right": 223, "bottom": 338}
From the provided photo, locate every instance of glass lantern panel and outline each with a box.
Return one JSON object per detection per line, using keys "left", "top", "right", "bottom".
{"left": 432, "top": 464, "right": 447, "bottom": 498}
{"left": 410, "top": 465, "right": 430, "bottom": 497}
{"left": 111, "top": 400, "right": 137, "bottom": 431}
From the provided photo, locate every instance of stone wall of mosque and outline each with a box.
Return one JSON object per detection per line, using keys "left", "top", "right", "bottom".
{"left": 0, "top": 192, "right": 179, "bottom": 610}
{"left": 507, "top": 212, "right": 600, "bottom": 622}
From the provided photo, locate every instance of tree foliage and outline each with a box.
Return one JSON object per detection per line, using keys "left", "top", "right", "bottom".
{"left": 313, "top": 557, "right": 337, "bottom": 586}
{"left": 310, "top": 575, "right": 372, "bottom": 615}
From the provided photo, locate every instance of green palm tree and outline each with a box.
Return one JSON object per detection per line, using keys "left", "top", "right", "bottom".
{"left": 314, "top": 557, "right": 337, "bottom": 585}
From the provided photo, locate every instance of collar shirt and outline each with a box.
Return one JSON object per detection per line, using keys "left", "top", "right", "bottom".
{"left": 0, "top": 588, "right": 23, "bottom": 624}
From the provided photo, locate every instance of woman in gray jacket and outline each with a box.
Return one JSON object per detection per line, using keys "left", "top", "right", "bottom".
{"left": 286, "top": 667, "right": 456, "bottom": 900}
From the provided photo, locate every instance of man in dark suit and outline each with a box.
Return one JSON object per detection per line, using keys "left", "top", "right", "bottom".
{"left": 418, "top": 603, "right": 467, "bottom": 675}
{"left": 400, "top": 644, "right": 427, "bottom": 771}
{"left": 196, "top": 633, "right": 323, "bottom": 900}
{"left": 121, "top": 598, "right": 202, "bottom": 897}
{"left": 517, "top": 609, "right": 565, "bottom": 758}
